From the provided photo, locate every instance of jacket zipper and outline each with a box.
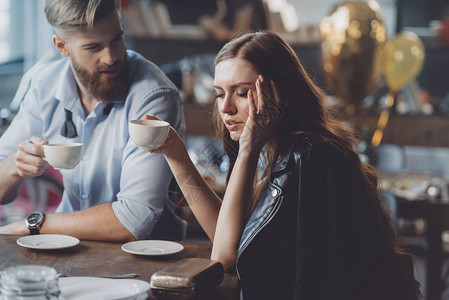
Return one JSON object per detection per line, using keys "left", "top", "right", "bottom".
{"left": 236, "top": 195, "right": 284, "bottom": 279}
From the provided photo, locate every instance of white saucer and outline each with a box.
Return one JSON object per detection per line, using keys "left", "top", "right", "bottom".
{"left": 17, "top": 234, "right": 80, "bottom": 250}
{"left": 121, "top": 240, "right": 184, "bottom": 256}
{"left": 59, "top": 277, "right": 150, "bottom": 300}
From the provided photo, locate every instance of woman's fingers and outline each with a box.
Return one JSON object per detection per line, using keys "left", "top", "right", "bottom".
{"left": 143, "top": 114, "right": 160, "bottom": 121}
{"left": 256, "top": 75, "right": 278, "bottom": 115}
{"left": 247, "top": 90, "right": 257, "bottom": 116}
{"left": 255, "top": 76, "right": 264, "bottom": 114}
{"left": 270, "top": 80, "right": 280, "bottom": 104}
{"left": 269, "top": 80, "right": 283, "bottom": 119}
{"left": 256, "top": 75, "right": 278, "bottom": 120}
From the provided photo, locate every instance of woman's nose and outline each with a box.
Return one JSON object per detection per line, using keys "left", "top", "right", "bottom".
{"left": 219, "top": 95, "right": 237, "bottom": 115}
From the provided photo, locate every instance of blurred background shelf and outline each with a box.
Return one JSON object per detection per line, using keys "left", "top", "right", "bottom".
{"left": 183, "top": 103, "right": 215, "bottom": 137}
{"left": 127, "top": 37, "right": 225, "bottom": 66}
{"left": 348, "top": 114, "right": 449, "bottom": 148}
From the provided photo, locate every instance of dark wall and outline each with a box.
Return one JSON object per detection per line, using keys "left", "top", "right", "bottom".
{"left": 397, "top": 0, "right": 449, "bottom": 99}
{"left": 397, "top": 0, "right": 449, "bottom": 30}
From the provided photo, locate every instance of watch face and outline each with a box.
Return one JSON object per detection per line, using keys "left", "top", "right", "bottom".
{"left": 27, "top": 213, "right": 44, "bottom": 225}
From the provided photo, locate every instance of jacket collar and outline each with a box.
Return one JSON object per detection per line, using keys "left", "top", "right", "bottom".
{"left": 272, "top": 143, "right": 294, "bottom": 173}
{"left": 271, "top": 134, "right": 325, "bottom": 173}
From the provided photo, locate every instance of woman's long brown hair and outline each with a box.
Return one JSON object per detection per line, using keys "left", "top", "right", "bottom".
{"left": 213, "top": 31, "right": 419, "bottom": 295}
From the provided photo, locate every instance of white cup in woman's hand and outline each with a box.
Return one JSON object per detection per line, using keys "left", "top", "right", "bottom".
{"left": 128, "top": 119, "right": 170, "bottom": 150}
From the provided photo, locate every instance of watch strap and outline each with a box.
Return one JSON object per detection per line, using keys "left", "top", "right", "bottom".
{"left": 29, "top": 226, "right": 40, "bottom": 235}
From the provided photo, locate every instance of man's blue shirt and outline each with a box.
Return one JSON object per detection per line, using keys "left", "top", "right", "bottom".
{"left": 0, "top": 50, "right": 185, "bottom": 239}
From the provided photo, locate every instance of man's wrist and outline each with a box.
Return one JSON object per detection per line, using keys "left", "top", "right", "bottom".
{"left": 0, "top": 220, "right": 30, "bottom": 235}
{"left": 25, "top": 212, "right": 46, "bottom": 235}
{"left": 7, "top": 153, "right": 22, "bottom": 178}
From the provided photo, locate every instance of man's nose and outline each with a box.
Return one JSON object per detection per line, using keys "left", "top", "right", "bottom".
{"left": 100, "top": 48, "right": 116, "bottom": 66}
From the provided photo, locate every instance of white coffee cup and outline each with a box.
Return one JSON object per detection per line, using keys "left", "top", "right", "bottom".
{"left": 43, "top": 143, "right": 83, "bottom": 170}
{"left": 128, "top": 119, "right": 170, "bottom": 150}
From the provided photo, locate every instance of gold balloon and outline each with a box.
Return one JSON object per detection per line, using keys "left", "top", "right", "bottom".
{"left": 383, "top": 31, "right": 425, "bottom": 93}
{"left": 320, "top": 1, "right": 386, "bottom": 109}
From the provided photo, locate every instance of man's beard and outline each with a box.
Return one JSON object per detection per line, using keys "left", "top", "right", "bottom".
{"left": 72, "top": 53, "right": 129, "bottom": 102}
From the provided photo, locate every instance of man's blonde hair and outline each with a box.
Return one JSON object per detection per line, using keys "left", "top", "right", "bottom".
{"left": 44, "top": 0, "right": 120, "bottom": 35}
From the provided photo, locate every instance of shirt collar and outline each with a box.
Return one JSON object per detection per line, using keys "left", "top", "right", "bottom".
{"left": 55, "top": 61, "right": 80, "bottom": 112}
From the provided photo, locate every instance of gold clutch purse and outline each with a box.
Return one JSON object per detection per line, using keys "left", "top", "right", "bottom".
{"left": 150, "top": 258, "right": 224, "bottom": 299}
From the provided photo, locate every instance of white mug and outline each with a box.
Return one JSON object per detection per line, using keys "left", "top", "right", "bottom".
{"left": 128, "top": 120, "right": 170, "bottom": 150}
{"left": 43, "top": 143, "right": 83, "bottom": 170}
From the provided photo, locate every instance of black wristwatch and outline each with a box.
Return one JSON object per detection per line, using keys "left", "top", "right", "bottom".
{"left": 25, "top": 212, "right": 46, "bottom": 235}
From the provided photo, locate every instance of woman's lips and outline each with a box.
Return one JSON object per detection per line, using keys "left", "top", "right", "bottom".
{"left": 225, "top": 120, "right": 243, "bottom": 131}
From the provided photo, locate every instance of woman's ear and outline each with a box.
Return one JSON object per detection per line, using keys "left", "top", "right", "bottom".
{"left": 53, "top": 35, "right": 70, "bottom": 57}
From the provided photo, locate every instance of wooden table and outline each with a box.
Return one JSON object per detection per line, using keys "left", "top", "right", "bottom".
{"left": 0, "top": 235, "right": 239, "bottom": 300}
{"left": 396, "top": 197, "right": 449, "bottom": 300}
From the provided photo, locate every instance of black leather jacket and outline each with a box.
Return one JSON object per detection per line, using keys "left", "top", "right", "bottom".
{"left": 235, "top": 134, "right": 415, "bottom": 300}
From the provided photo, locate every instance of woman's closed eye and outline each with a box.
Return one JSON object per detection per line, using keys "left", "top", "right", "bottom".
{"left": 237, "top": 91, "right": 248, "bottom": 98}
{"left": 214, "top": 89, "right": 249, "bottom": 99}
{"left": 215, "top": 92, "right": 225, "bottom": 99}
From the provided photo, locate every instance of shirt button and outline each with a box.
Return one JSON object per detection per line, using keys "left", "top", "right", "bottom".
{"left": 81, "top": 194, "right": 87, "bottom": 200}
{"left": 83, "top": 154, "right": 89, "bottom": 160}
{"left": 271, "top": 189, "right": 279, "bottom": 197}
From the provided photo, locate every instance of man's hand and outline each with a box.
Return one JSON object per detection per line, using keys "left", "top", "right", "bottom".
{"left": 0, "top": 220, "right": 28, "bottom": 235}
{"left": 0, "top": 136, "right": 48, "bottom": 204}
{"left": 15, "top": 136, "right": 48, "bottom": 178}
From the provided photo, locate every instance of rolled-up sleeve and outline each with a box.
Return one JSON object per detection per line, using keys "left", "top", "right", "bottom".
{"left": 112, "top": 150, "right": 172, "bottom": 239}
{"left": 112, "top": 88, "right": 184, "bottom": 240}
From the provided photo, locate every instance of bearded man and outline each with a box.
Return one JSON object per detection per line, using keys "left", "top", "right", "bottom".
{"left": 0, "top": 0, "right": 186, "bottom": 242}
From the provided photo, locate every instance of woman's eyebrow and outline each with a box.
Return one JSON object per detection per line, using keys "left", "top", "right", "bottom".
{"left": 231, "top": 82, "right": 254, "bottom": 88}
{"left": 213, "top": 82, "right": 254, "bottom": 89}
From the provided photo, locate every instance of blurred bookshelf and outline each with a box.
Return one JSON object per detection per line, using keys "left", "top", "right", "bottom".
{"left": 121, "top": 0, "right": 321, "bottom": 47}
{"left": 126, "top": 37, "right": 224, "bottom": 66}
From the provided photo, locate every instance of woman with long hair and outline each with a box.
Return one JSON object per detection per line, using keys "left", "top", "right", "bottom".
{"left": 144, "top": 31, "right": 419, "bottom": 299}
